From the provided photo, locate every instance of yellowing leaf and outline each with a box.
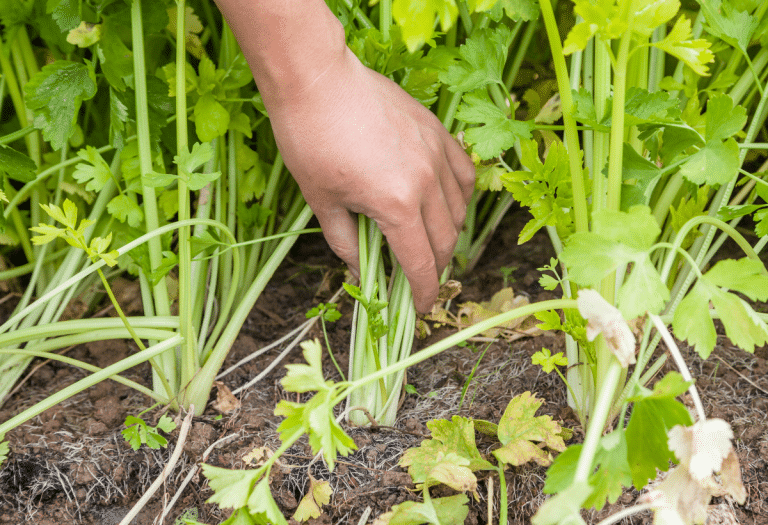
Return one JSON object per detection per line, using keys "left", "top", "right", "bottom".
{"left": 393, "top": 0, "right": 458, "bottom": 51}
{"left": 167, "top": 5, "right": 205, "bottom": 59}
{"left": 652, "top": 16, "right": 714, "bottom": 76}
{"left": 494, "top": 392, "right": 565, "bottom": 468}
{"left": 457, "top": 287, "right": 530, "bottom": 337}
{"left": 30, "top": 224, "right": 66, "bottom": 245}
{"left": 66, "top": 21, "right": 101, "bottom": 47}
{"left": 293, "top": 475, "right": 332, "bottom": 522}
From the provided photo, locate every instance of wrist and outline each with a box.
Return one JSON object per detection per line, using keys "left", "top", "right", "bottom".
{"left": 217, "top": 0, "right": 348, "bottom": 109}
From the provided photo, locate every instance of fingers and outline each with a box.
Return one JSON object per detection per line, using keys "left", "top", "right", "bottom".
{"left": 442, "top": 130, "right": 476, "bottom": 203}
{"left": 313, "top": 206, "right": 361, "bottom": 279}
{"left": 378, "top": 215, "right": 439, "bottom": 314}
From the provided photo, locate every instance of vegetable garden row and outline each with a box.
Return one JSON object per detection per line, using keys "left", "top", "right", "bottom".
{"left": 1, "top": 0, "right": 767, "bottom": 523}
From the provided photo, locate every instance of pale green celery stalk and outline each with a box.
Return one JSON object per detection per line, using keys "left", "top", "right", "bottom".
{"left": 191, "top": 140, "right": 218, "bottom": 344}
{"left": 0, "top": 317, "right": 177, "bottom": 347}
{"left": 647, "top": 25, "right": 666, "bottom": 92}
{"left": 625, "top": 35, "right": 649, "bottom": 151}
{"left": 0, "top": 169, "right": 118, "bottom": 406}
{"left": 185, "top": 206, "right": 313, "bottom": 414}
{"left": 730, "top": 49, "right": 768, "bottom": 105}
{"left": 0, "top": 249, "right": 67, "bottom": 279}
{"left": 380, "top": 0, "right": 392, "bottom": 41}
{"left": 574, "top": 361, "right": 622, "bottom": 482}
{"left": 504, "top": 19, "right": 538, "bottom": 92}
{"left": 242, "top": 154, "right": 284, "bottom": 287}
{"left": 540, "top": 0, "right": 592, "bottom": 423}
{"left": 0, "top": 125, "right": 34, "bottom": 145}
{"left": 0, "top": 348, "right": 162, "bottom": 401}
{"left": 581, "top": 37, "right": 594, "bottom": 173}
{"left": 131, "top": 0, "right": 175, "bottom": 394}
{"left": 0, "top": 40, "right": 34, "bottom": 263}
{"left": 347, "top": 216, "right": 387, "bottom": 426}
{"left": 9, "top": 30, "right": 43, "bottom": 278}
{"left": 0, "top": 329, "right": 176, "bottom": 372}
{"left": 175, "top": 0, "right": 200, "bottom": 390}
{"left": 538, "top": 0, "right": 588, "bottom": 234}
{"left": 0, "top": 335, "right": 182, "bottom": 439}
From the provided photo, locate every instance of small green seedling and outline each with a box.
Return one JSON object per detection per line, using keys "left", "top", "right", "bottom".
{"left": 122, "top": 413, "right": 177, "bottom": 451}
{"left": 306, "top": 302, "right": 345, "bottom": 380}
{"left": 499, "top": 265, "right": 517, "bottom": 288}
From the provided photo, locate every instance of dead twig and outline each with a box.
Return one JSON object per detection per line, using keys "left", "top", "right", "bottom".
{"left": 713, "top": 354, "right": 768, "bottom": 397}
{"left": 157, "top": 432, "right": 242, "bottom": 524}
{"left": 120, "top": 406, "right": 195, "bottom": 525}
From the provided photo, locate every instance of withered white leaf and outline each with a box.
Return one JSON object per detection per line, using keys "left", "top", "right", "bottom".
{"left": 576, "top": 289, "right": 637, "bottom": 367}
{"left": 668, "top": 419, "right": 733, "bottom": 481}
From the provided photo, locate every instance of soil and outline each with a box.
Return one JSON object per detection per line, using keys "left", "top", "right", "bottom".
{"left": 1, "top": 206, "right": 767, "bottom": 525}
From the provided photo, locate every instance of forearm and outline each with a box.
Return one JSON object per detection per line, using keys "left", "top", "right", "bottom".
{"left": 213, "top": 0, "right": 347, "bottom": 107}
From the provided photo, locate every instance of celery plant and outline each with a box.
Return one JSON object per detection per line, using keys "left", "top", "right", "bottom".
{"left": 0, "top": 0, "right": 318, "bottom": 441}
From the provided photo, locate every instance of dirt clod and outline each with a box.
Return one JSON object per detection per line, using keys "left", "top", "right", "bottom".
{"left": 94, "top": 396, "right": 125, "bottom": 427}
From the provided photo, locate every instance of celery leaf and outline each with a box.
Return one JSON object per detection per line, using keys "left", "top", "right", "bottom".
{"left": 24, "top": 61, "right": 97, "bottom": 151}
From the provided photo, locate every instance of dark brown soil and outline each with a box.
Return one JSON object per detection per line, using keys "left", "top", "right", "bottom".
{"left": 1, "top": 207, "right": 767, "bottom": 525}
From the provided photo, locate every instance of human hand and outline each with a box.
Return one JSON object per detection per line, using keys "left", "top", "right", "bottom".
{"left": 263, "top": 49, "right": 475, "bottom": 313}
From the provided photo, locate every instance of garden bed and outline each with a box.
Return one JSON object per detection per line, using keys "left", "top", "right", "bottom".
{"left": 1, "top": 207, "right": 766, "bottom": 525}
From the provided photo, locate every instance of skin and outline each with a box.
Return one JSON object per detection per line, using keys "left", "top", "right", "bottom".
{"left": 213, "top": 0, "right": 475, "bottom": 313}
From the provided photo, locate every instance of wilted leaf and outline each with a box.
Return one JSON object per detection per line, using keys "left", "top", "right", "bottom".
{"left": 576, "top": 289, "right": 636, "bottom": 367}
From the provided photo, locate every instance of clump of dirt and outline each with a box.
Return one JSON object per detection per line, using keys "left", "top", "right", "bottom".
{"left": 1, "top": 209, "right": 767, "bottom": 525}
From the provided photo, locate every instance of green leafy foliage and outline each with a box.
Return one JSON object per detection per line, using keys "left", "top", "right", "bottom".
{"left": 625, "top": 372, "right": 693, "bottom": 488}
{"left": 651, "top": 16, "right": 715, "bottom": 76}
{"left": 501, "top": 139, "right": 576, "bottom": 242}
{"left": 201, "top": 464, "right": 262, "bottom": 510}
{"left": 306, "top": 303, "right": 342, "bottom": 323}
{"left": 457, "top": 91, "right": 533, "bottom": 159}
{"left": 30, "top": 199, "right": 120, "bottom": 266}
{"left": 531, "top": 348, "right": 568, "bottom": 373}
{"left": 24, "top": 60, "right": 97, "bottom": 151}
{"left": 560, "top": 205, "right": 669, "bottom": 318}
{"left": 374, "top": 494, "right": 469, "bottom": 525}
{"left": 440, "top": 26, "right": 511, "bottom": 92}
{"left": 121, "top": 414, "right": 177, "bottom": 451}
{"left": 400, "top": 416, "right": 494, "bottom": 484}
{"left": 72, "top": 146, "right": 113, "bottom": 192}
{"left": 544, "top": 430, "right": 632, "bottom": 510}
{"left": 392, "top": 0, "right": 458, "bottom": 51}
{"left": 275, "top": 339, "right": 357, "bottom": 470}
{"left": 698, "top": 0, "right": 760, "bottom": 58}
{"left": 673, "top": 257, "right": 768, "bottom": 358}
{"left": 0, "top": 145, "right": 37, "bottom": 183}
{"left": 677, "top": 94, "right": 746, "bottom": 186}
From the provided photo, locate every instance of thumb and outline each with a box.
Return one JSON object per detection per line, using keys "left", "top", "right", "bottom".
{"left": 314, "top": 207, "right": 361, "bottom": 279}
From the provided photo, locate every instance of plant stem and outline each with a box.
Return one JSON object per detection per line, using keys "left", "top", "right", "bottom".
{"left": 131, "top": 0, "right": 175, "bottom": 391}
{"left": 0, "top": 335, "right": 182, "bottom": 438}
{"left": 175, "top": 0, "right": 199, "bottom": 389}
{"left": 574, "top": 360, "right": 622, "bottom": 483}
{"left": 538, "top": 0, "right": 588, "bottom": 234}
